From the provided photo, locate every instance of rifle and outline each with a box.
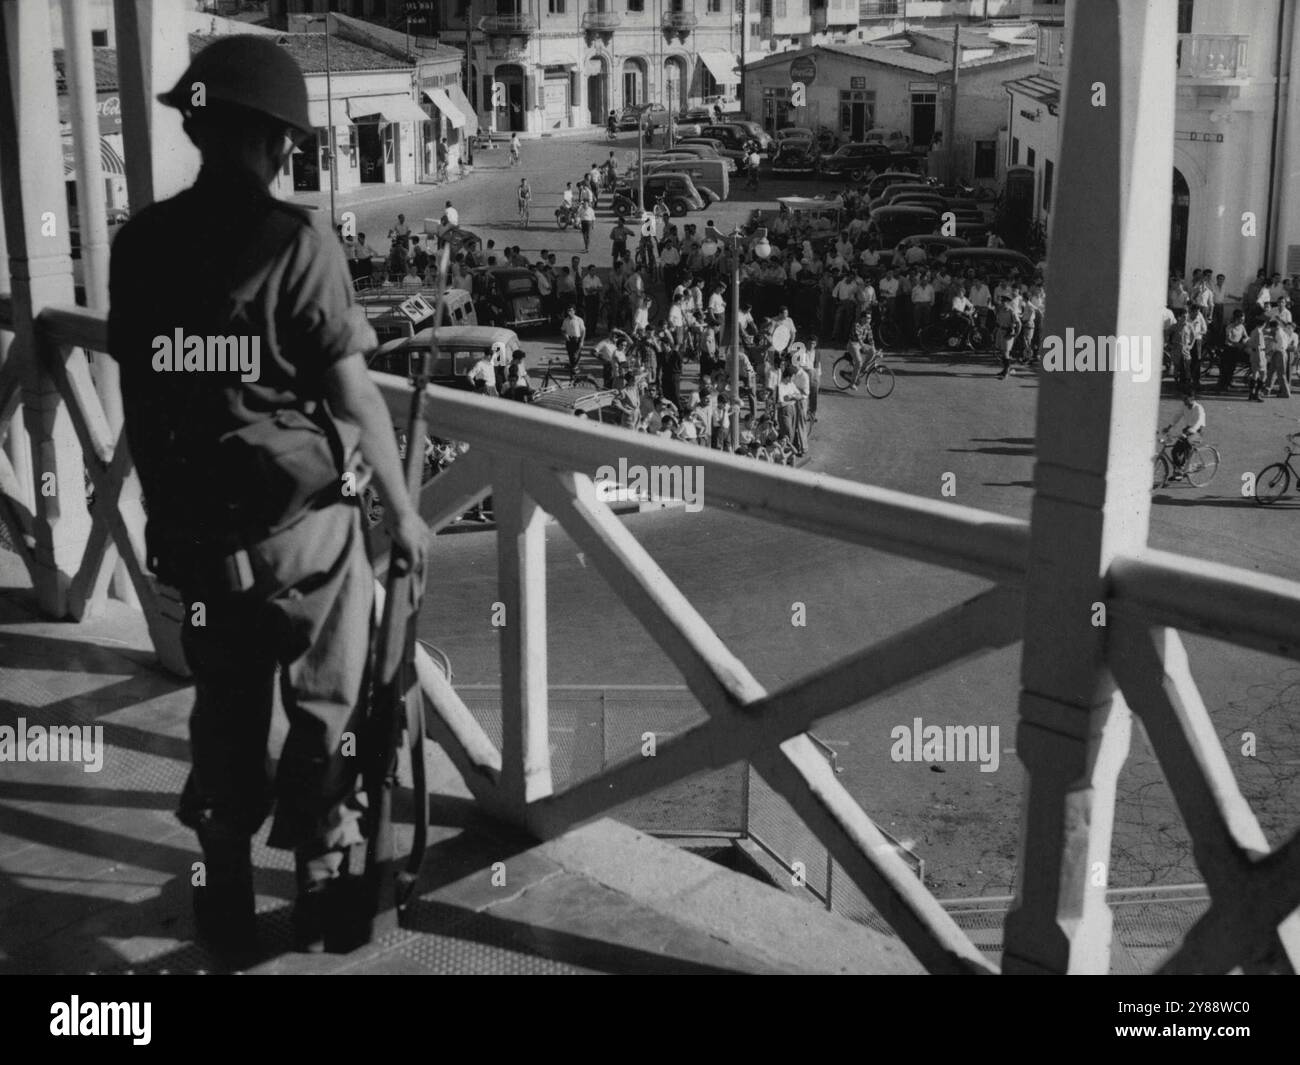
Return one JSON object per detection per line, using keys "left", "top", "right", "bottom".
{"left": 363, "top": 246, "right": 449, "bottom": 930}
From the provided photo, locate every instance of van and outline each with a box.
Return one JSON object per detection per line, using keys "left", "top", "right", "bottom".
{"left": 641, "top": 157, "right": 729, "bottom": 201}
{"left": 368, "top": 325, "right": 522, "bottom": 389}
{"left": 359, "top": 286, "right": 477, "bottom": 345}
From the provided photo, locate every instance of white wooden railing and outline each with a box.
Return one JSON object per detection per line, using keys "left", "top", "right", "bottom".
{"left": 1, "top": 0, "right": 1297, "bottom": 974}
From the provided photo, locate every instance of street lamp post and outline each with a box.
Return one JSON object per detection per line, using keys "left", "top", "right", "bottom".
{"left": 705, "top": 226, "right": 769, "bottom": 449}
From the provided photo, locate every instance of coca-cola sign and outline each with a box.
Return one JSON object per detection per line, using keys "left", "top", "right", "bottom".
{"left": 59, "top": 93, "right": 123, "bottom": 134}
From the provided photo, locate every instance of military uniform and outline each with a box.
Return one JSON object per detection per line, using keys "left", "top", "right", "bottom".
{"left": 108, "top": 167, "right": 378, "bottom": 872}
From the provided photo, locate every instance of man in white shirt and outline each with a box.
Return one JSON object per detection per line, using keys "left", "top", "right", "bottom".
{"left": 1161, "top": 395, "right": 1206, "bottom": 475}
{"left": 441, "top": 202, "right": 459, "bottom": 228}
{"left": 560, "top": 305, "right": 587, "bottom": 370}
{"left": 707, "top": 284, "right": 727, "bottom": 330}
{"left": 832, "top": 272, "right": 859, "bottom": 341}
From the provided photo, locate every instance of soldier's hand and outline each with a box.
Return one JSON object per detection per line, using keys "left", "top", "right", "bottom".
{"left": 387, "top": 508, "right": 427, "bottom": 584}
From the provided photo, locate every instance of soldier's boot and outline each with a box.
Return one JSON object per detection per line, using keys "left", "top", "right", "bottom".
{"left": 193, "top": 820, "right": 257, "bottom": 963}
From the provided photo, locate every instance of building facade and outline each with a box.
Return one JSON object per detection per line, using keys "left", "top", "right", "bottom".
{"left": 271, "top": 0, "right": 745, "bottom": 133}
{"left": 1005, "top": 0, "right": 1300, "bottom": 289}
{"left": 744, "top": 37, "right": 1034, "bottom": 182}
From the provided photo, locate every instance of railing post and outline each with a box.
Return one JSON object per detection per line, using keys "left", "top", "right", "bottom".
{"left": 1002, "top": 0, "right": 1176, "bottom": 974}
{"left": 0, "top": 0, "right": 90, "bottom": 617}
{"left": 494, "top": 458, "right": 553, "bottom": 809}
{"left": 63, "top": 0, "right": 140, "bottom": 614}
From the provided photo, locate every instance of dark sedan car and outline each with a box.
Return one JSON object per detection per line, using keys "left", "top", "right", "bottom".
{"left": 819, "top": 142, "right": 894, "bottom": 182}
{"left": 618, "top": 103, "right": 669, "bottom": 131}
{"left": 471, "top": 267, "right": 550, "bottom": 331}
{"left": 770, "top": 140, "right": 820, "bottom": 177}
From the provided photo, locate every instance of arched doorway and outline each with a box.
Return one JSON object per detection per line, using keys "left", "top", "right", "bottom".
{"left": 586, "top": 55, "right": 608, "bottom": 126}
{"left": 621, "top": 57, "right": 646, "bottom": 109}
{"left": 1171, "top": 168, "right": 1190, "bottom": 277}
{"left": 494, "top": 63, "right": 526, "bottom": 132}
{"left": 664, "top": 55, "right": 686, "bottom": 113}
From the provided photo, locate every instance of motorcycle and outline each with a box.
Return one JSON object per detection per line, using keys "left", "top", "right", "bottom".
{"left": 555, "top": 202, "right": 577, "bottom": 230}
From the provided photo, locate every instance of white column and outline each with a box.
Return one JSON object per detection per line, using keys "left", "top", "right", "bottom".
{"left": 0, "top": 0, "right": 89, "bottom": 617}
{"left": 112, "top": 0, "right": 199, "bottom": 208}
{"left": 1002, "top": 0, "right": 1178, "bottom": 975}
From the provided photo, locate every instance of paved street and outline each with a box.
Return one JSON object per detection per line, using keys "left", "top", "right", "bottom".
{"left": 309, "top": 136, "right": 1300, "bottom": 900}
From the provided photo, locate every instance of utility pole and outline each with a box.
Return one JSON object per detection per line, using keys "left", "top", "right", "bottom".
{"left": 739, "top": 0, "right": 746, "bottom": 116}
{"left": 465, "top": 0, "right": 475, "bottom": 161}
{"left": 947, "top": 22, "right": 960, "bottom": 184}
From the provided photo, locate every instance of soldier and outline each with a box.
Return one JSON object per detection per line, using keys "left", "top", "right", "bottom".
{"left": 107, "top": 37, "right": 425, "bottom": 960}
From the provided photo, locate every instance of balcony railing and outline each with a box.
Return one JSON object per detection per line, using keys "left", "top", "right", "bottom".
{"left": 480, "top": 12, "right": 538, "bottom": 35}
{"left": 1037, "top": 24, "right": 1065, "bottom": 70}
{"left": 1176, "top": 33, "right": 1248, "bottom": 81}
{"left": 581, "top": 10, "right": 622, "bottom": 32}
{"left": 662, "top": 12, "right": 699, "bottom": 32}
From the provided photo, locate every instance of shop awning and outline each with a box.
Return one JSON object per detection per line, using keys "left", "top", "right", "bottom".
{"left": 349, "top": 94, "right": 430, "bottom": 124}
{"left": 307, "top": 97, "right": 351, "bottom": 128}
{"left": 445, "top": 84, "right": 479, "bottom": 136}
{"left": 423, "top": 88, "right": 465, "bottom": 129}
{"left": 698, "top": 51, "right": 740, "bottom": 86}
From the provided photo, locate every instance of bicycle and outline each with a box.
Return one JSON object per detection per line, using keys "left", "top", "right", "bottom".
{"left": 1252, "top": 431, "right": 1300, "bottom": 504}
{"left": 832, "top": 348, "right": 895, "bottom": 398}
{"left": 508, "top": 145, "right": 521, "bottom": 167}
{"left": 1152, "top": 432, "right": 1220, "bottom": 489}
{"left": 874, "top": 308, "right": 903, "bottom": 350}
{"left": 518, "top": 197, "right": 531, "bottom": 227}
{"left": 919, "top": 312, "right": 990, "bottom": 353}
{"left": 536, "top": 358, "right": 599, "bottom": 393}
{"left": 555, "top": 202, "right": 575, "bottom": 230}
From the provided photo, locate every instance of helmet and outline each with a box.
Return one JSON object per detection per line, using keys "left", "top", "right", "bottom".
{"left": 159, "top": 35, "right": 311, "bottom": 136}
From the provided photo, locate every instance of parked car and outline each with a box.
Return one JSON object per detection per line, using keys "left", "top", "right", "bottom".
{"left": 612, "top": 171, "right": 709, "bottom": 217}
{"left": 700, "top": 124, "right": 753, "bottom": 152}
{"left": 471, "top": 267, "right": 550, "bottom": 331}
{"left": 819, "top": 142, "right": 894, "bottom": 182}
{"left": 862, "top": 127, "right": 913, "bottom": 152}
{"left": 676, "top": 107, "right": 713, "bottom": 138}
{"left": 870, "top": 183, "right": 941, "bottom": 210}
{"left": 770, "top": 140, "right": 821, "bottom": 177}
{"left": 727, "top": 118, "right": 774, "bottom": 153}
{"left": 618, "top": 103, "right": 669, "bottom": 131}
{"left": 894, "top": 234, "right": 970, "bottom": 262}
{"left": 640, "top": 157, "right": 730, "bottom": 201}
{"left": 866, "top": 205, "right": 941, "bottom": 247}
{"left": 680, "top": 134, "right": 746, "bottom": 165}
{"left": 866, "top": 170, "right": 930, "bottom": 199}
{"left": 935, "top": 247, "right": 1037, "bottom": 281}
{"left": 367, "top": 325, "right": 522, "bottom": 391}
{"left": 772, "top": 126, "right": 816, "bottom": 146}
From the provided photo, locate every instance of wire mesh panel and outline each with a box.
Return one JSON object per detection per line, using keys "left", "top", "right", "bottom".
{"left": 455, "top": 685, "right": 746, "bottom": 835}
{"left": 601, "top": 688, "right": 745, "bottom": 835}
{"left": 745, "top": 762, "right": 833, "bottom": 904}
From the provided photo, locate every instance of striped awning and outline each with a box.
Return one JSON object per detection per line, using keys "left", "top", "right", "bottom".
{"left": 61, "top": 133, "right": 126, "bottom": 178}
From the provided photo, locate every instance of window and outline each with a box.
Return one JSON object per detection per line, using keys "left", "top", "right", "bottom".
{"left": 628, "top": 0, "right": 644, "bottom": 11}
{"left": 839, "top": 89, "right": 876, "bottom": 140}
{"left": 91, "top": 29, "right": 108, "bottom": 46}
{"left": 708, "top": 0, "right": 723, "bottom": 11}
{"left": 1011, "top": 136, "right": 1019, "bottom": 165}
{"left": 548, "top": 0, "right": 565, "bottom": 11}
{"left": 1177, "top": 0, "right": 1193, "bottom": 35}
{"left": 1026, "top": 147, "right": 1036, "bottom": 169}
{"left": 750, "top": 17, "right": 762, "bottom": 38}
{"left": 973, "top": 140, "right": 996, "bottom": 180}
{"left": 1043, "top": 159, "right": 1054, "bottom": 212}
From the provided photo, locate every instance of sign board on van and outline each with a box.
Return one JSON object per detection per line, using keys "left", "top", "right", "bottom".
{"left": 398, "top": 293, "right": 436, "bottom": 325}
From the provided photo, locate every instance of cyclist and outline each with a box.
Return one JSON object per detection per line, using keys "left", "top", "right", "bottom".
{"left": 846, "top": 311, "right": 876, "bottom": 387}
{"left": 1161, "top": 394, "right": 1206, "bottom": 476}
{"left": 517, "top": 177, "right": 532, "bottom": 225}
{"left": 509, "top": 132, "right": 521, "bottom": 166}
